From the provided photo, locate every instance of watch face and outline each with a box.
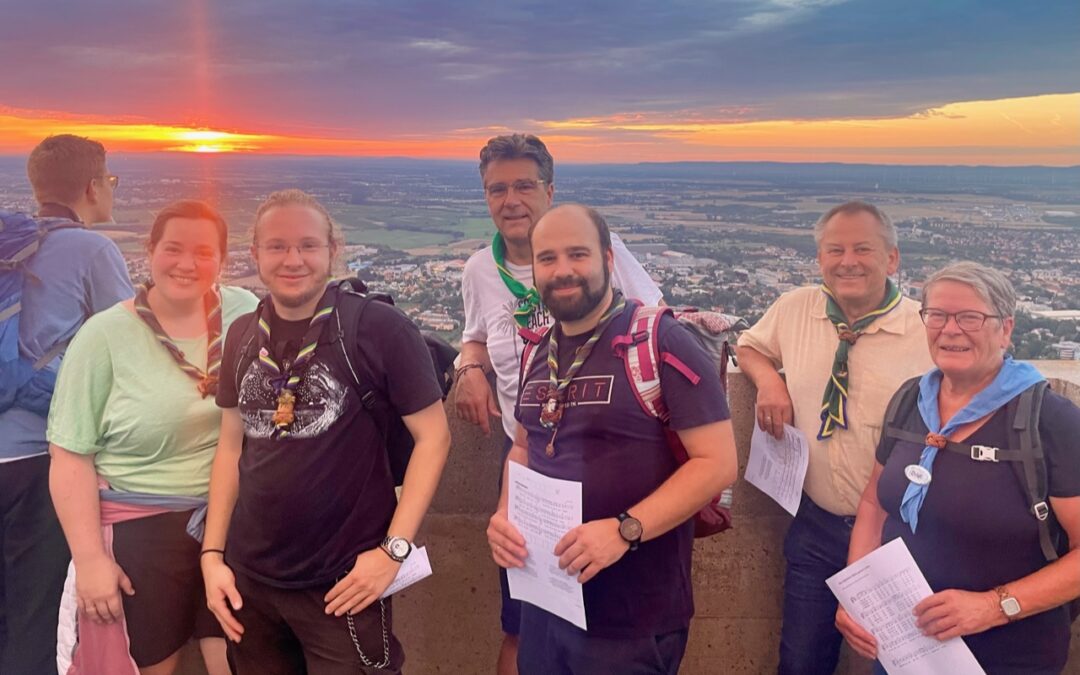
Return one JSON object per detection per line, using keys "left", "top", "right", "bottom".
{"left": 390, "top": 538, "right": 411, "bottom": 559}
{"left": 619, "top": 517, "right": 643, "bottom": 542}
{"left": 1001, "top": 597, "right": 1021, "bottom": 616}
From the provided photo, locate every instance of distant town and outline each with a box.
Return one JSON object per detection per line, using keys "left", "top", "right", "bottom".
{"left": 2, "top": 155, "right": 1077, "bottom": 360}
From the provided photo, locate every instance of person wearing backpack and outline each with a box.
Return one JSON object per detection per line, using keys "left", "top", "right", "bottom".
{"left": 200, "top": 190, "right": 451, "bottom": 674}
{"left": 736, "top": 201, "right": 933, "bottom": 675}
{"left": 485, "top": 204, "right": 736, "bottom": 674}
{"left": 837, "top": 262, "right": 1080, "bottom": 674}
{"left": 456, "top": 133, "right": 663, "bottom": 675}
{"left": 0, "top": 134, "right": 133, "bottom": 674}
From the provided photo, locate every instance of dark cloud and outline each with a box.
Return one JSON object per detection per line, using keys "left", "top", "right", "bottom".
{"left": 0, "top": 0, "right": 1076, "bottom": 132}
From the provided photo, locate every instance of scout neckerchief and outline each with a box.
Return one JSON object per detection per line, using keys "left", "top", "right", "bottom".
{"left": 492, "top": 233, "right": 542, "bottom": 328}
{"left": 899, "top": 359, "right": 1044, "bottom": 533}
{"left": 256, "top": 284, "right": 337, "bottom": 439}
{"left": 134, "top": 282, "right": 222, "bottom": 398}
{"left": 540, "top": 291, "right": 627, "bottom": 457}
{"left": 817, "top": 279, "right": 902, "bottom": 439}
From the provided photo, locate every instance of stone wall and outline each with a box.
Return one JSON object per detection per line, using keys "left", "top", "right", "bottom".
{"left": 180, "top": 362, "right": 1080, "bottom": 674}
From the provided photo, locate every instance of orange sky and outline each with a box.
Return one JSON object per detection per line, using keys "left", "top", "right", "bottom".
{"left": 1, "top": 93, "right": 1077, "bottom": 166}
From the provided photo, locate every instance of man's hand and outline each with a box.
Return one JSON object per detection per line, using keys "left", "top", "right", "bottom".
{"left": 756, "top": 380, "right": 794, "bottom": 440}
{"left": 454, "top": 367, "right": 501, "bottom": 436}
{"left": 75, "top": 553, "right": 134, "bottom": 624}
{"left": 836, "top": 606, "right": 877, "bottom": 660}
{"left": 914, "top": 589, "right": 1006, "bottom": 641}
{"left": 554, "top": 518, "right": 629, "bottom": 584}
{"left": 202, "top": 555, "right": 245, "bottom": 642}
{"left": 324, "top": 549, "right": 401, "bottom": 617}
{"left": 487, "top": 508, "right": 528, "bottom": 568}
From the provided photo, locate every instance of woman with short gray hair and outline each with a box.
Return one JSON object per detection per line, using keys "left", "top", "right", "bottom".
{"left": 837, "top": 261, "right": 1080, "bottom": 673}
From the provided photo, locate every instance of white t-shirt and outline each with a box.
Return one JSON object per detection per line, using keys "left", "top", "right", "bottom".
{"left": 461, "top": 233, "right": 663, "bottom": 440}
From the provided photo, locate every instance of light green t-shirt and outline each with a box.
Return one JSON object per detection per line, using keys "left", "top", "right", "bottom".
{"left": 47, "top": 285, "right": 259, "bottom": 496}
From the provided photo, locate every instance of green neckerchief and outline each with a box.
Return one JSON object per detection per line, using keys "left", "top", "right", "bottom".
{"left": 492, "top": 233, "right": 542, "bottom": 329}
{"left": 818, "top": 279, "right": 902, "bottom": 439}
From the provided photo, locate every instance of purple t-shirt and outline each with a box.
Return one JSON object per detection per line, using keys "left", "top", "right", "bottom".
{"left": 217, "top": 296, "right": 442, "bottom": 588}
{"left": 877, "top": 390, "right": 1080, "bottom": 674}
{"left": 515, "top": 304, "right": 731, "bottom": 638}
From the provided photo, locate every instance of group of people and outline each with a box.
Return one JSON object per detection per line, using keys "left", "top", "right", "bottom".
{"left": 0, "top": 130, "right": 1075, "bottom": 675}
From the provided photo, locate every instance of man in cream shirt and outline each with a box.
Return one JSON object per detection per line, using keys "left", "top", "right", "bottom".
{"left": 738, "top": 201, "right": 933, "bottom": 675}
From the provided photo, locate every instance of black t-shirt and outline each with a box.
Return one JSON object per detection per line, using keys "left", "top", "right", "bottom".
{"left": 877, "top": 390, "right": 1080, "bottom": 674}
{"left": 515, "top": 305, "right": 731, "bottom": 638}
{"left": 217, "top": 295, "right": 442, "bottom": 588}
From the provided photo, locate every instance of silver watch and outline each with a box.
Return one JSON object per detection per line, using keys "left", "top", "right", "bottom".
{"left": 380, "top": 536, "right": 412, "bottom": 563}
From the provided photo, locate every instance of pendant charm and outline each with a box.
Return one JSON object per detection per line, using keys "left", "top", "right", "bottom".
{"left": 545, "top": 441, "right": 555, "bottom": 457}
{"left": 539, "top": 395, "right": 563, "bottom": 430}
{"left": 273, "top": 390, "right": 296, "bottom": 428}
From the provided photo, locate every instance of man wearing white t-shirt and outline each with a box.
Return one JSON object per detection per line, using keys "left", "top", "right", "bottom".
{"left": 456, "top": 133, "right": 662, "bottom": 675}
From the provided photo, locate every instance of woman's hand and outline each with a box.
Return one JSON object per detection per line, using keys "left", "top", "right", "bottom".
{"left": 835, "top": 606, "right": 878, "bottom": 660}
{"left": 914, "top": 589, "right": 1006, "bottom": 641}
{"left": 75, "top": 553, "right": 134, "bottom": 624}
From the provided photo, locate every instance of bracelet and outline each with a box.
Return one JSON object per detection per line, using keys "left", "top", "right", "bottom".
{"left": 455, "top": 363, "right": 485, "bottom": 378}
{"left": 200, "top": 548, "right": 226, "bottom": 558}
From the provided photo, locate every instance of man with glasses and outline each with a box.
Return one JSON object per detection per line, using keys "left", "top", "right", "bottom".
{"left": 0, "top": 134, "right": 132, "bottom": 672}
{"left": 202, "top": 189, "right": 451, "bottom": 673}
{"left": 455, "top": 134, "right": 662, "bottom": 674}
{"left": 737, "top": 201, "right": 932, "bottom": 675}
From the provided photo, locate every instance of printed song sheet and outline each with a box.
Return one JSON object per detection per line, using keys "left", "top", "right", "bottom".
{"left": 380, "top": 545, "right": 432, "bottom": 598}
{"left": 826, "top": 538, "right": 985, "bottom": 675}
{"left": 745, "top": 420, "right": 810, "bottom": 516}
{"left": 506, "top": 461, "right": 587, "bottom": 630}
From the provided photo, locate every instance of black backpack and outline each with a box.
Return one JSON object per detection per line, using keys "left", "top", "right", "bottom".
{"left": 231, "top": 278, "right": 457, "bottom": 485}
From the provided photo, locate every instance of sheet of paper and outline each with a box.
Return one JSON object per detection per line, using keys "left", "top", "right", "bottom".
{"left": 745, "top": 420, "right": 810, "bottom": 516}
{"left": 826, "top": 538, "right": 985, "bottom": 675}
{"left": 380, "top": 545, "right": 433, "bottom": 598}
{"left": 506, "top": 461, "right": 587, "bottom": 630}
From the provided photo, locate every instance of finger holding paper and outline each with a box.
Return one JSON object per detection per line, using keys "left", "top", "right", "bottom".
{"left": 488, "top": 509, "right": 528, "bottom": 568}
{"left": 914, "top": 589, "right": 1004, "bottom": 641}
{"left": 835, "top": 606, "right": 878, "bottom": 660}
{"left": 555, "top": 518, "right": 629, "bottom": 584}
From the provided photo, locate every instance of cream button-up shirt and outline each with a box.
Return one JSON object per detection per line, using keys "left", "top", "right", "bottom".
{"left": 738, "top": 286, "right": 934, "bottom": 516}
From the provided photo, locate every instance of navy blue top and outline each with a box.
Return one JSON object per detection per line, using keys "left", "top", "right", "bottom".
{"left": 877, "top": 389, "right": 1080, "bottom": 674}
{"left": 516, "top": 305, "right": 731, "bottom": 638}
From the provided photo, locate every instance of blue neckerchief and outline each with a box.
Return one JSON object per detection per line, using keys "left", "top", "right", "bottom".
{"left": 899, "top": 357, "right": 1045, "bottom": 533}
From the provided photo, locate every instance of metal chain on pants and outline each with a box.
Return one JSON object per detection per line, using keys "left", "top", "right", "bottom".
{"left": 346, "top": 597, "right": 390, "bottom": 669}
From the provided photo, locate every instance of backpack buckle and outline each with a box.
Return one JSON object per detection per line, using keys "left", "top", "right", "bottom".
{"left": 1033, "top": 501, "right": 1050, "bottom": 521}
{"left": 970, "top": 445, "right": 999, "bottom": 462}
{"left": 629, "top": 330, "right": 649, "bottom": 346}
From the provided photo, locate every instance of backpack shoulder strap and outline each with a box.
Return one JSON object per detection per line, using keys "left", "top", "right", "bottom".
{"left": 231, "top": 306, "right": 263, "bottom": 393}
{"left": 334, "top": 282, "right": 387, "bottom": 409}
{"left": 1009, "top": 381, "right": 1057, "bottom": 561}
{"left": 880, "top": 376, "right": 925, "bottom": 459}
{"left": 611, "top": 302, "right": 673, "bottom": 421}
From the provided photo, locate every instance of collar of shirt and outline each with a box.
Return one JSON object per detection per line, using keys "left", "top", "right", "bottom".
{"left": 809, "top": 289, "right": 911, "bottom": 336}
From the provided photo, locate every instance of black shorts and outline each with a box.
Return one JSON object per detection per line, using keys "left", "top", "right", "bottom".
{"left": 111, "top": 509, "right": 223, "bottom": 667}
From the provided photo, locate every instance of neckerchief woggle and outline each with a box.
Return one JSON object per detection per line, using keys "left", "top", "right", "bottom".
{"left": 134, "top": 282, "right": 222, "bottom": 398}
{"left": 899, "top": 358, "right": 1045, "bottom": 533}
{"left": 818, "top": 279, "right": 902, "bottom": 439}
{"left": 492, "top": 233, "right": 543, "bottom": 329}
{"left": 540, "top": 291, "right": 627, "bottom": 457}
{"left": 255, "top": 284, "right": 337, "bottom": 438}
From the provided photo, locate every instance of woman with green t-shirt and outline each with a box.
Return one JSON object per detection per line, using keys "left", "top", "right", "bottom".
{"left": 48, "top": 200, "right": 258, "bottom": 675}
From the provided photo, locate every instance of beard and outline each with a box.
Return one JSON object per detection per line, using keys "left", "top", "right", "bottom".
{"left": 540, "top": 265, "right": 611, "bottom": 323}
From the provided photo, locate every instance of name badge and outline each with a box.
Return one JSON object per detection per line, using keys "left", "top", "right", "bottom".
{"left": 905, "top": 464, "right": 932, "bottom": 486}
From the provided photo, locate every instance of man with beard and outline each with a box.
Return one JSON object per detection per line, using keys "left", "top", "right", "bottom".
{"left": 737, "top": 201, "right": 932, "bottom": 675}
{"left": 456, "top": 134, "right": 662, "bottom": 674}
{"left": 201, "top": 189, "right": 451, "bottom": 674}
{"left": 486, "top": 204, "right": 737, "bottom": 674}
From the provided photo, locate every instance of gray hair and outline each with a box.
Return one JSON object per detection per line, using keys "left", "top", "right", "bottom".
{"left": 479, "top": 133, "right": 554, "bottom": 185}
{"left": 922, "top": 261, "right": 1016, "bottom": 318}
{"left": 813, "top": 201, "right": 898, "bottom": 250}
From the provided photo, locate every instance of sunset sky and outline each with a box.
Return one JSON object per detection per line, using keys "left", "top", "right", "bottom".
{"left": 1, "top": 0, "right": 1077, "bottom": 165}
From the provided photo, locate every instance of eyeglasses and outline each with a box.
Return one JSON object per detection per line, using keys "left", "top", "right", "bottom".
{"left": 919, "top": 308, "right": 1002, "bottom": 331}
{"left": 100, "top": 175, "right": 119, "bottom": 189}
{"left": 257, "top": 243, "right": 331, "bottom": 258}
{"left": 484, "top": 179, "right": 546, "bottom": 200}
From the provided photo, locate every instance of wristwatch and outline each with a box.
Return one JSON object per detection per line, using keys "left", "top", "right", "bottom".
{"left": 994, "top": 586, "right": 1021, "bottom": 621}
{"left": 380, "top": 536, "right": 412, "bottom": 563}
{"left": 617, "top": 512, "right": 643, "bottom": 551}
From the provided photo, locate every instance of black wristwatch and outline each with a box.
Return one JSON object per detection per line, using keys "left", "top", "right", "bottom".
{"left": 380, "top": 536, "right": 412, "bottom": 563}
{"left": 617, "top": 512, "right": 642, "bottom": 551}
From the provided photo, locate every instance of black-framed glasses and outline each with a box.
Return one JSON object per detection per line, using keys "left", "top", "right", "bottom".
{"left": 484, "top": 179, "right": 546, "bottom": 200}
{"left": 919, "top": 308, "right": 1001, "bottom": 331}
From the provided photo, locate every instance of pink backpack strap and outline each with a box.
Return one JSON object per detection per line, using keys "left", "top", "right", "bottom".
{"left": 612, "top": 303, "right": 673, "bottom": 421}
